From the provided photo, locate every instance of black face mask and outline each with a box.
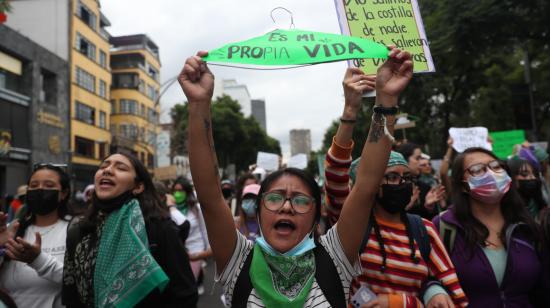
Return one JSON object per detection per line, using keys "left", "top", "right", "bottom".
{"left": 26, "top": 189, "right": 61, "bottom": 216}
{"left": 517, "top": 179, "right": 541, "bottom": 198}
{"left": 376, "top": 183, "right": 413, "bottom": 214}
{"left": 222, "top": 188, "right": 233, "bottom": 199}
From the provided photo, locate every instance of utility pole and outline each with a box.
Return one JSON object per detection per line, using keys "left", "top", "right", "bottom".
{"left": 523, "top": 48, "right": 537, "bottom": 140}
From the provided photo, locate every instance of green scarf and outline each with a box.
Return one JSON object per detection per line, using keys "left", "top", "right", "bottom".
{"left": 176, "top": 203, "right": 189, "bottom": 216}
{"left": 249, "top": 244, "right": 315, "bottom": 308}
{"left": 94, "top": 199, "right": 169, "bottom": 308}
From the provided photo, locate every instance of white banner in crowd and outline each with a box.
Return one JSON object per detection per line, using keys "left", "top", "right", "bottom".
{"left": 256, "top": 152, "right": 280, "bottom": 171}
{"left": 287, "top": 154, "right": 308, "bottom": 170}
{"left": 449, "top": 127, "right": 492, "bottom": 153}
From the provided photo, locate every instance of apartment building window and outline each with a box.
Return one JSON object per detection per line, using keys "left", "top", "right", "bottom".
{"left": 147, "top": 108, "right": 157, "bottom": 123}
{"left": 75, "top": 101, "right": 95, "bottom": 125}
{"left": 110, "top": 124, "right": 116, "bottom": 135}
{"left": 119, "top": 99, "right": 137, "bottom": 114}
{"left": 99, "top": 142, "right": 108, "bottom": 159}
{"left": 138, "top": 79, "right": 145, "bottom": 93}
{"left": 75, "top": 67, "right": 95, "bottom": 93}
{"left": 110, "top": 99, "right": 116, "bottom": 113}
{"left": 99, "top": 50, "right": 107, "bottom": 68}
{"left": 147, "top": 153, "right": 154, "bottom": 168}
{"left": 99, "top": 79, "right": 107, "bottom": 98}
{"left": 99, "top": 111, "right": 106, "bottom": 129}
{"left": 147, "top": 62, "right": 159, "bottom": 81}
{"left": 76, "top": 1, "right": 97, "bottom": 30}
{"left": 140, "top": 104, "right": 145, "bottom": 117}
{"left": 112, "top": 73, "right": 138, "bottom": 89}
{"left": 40, "top": 70, "right": 57, "bottom": 105}
{"left": 140, "top": 127, "right": 145, "bottom": 142}
{"left": 75, "top": 33, "right": 96, "bottom": 61}
{"left": 148, "top": 130, "right": 156, "bottom": 145}
{"left": 75, "top": 136, "right": 95, "bottom": 158}
{"left": 146, "top": 84, "right": 157, "bottom": 101}
{"left": 119, "top": 124, "right": 137, "bottom": 140}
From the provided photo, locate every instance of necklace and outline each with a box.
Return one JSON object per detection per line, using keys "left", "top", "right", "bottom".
{"left": 31, "top": 222, "right": 59, "bottom": 237}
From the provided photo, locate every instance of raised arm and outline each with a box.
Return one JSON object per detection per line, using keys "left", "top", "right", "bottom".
{"left": 337, "top": 48, "right": 413, "bottom": 262}
{"left": 324, "top": 69, "right": 375, "bottom": 226}
{"left": 178, "top": 51, "right": 236, "bottom": 271}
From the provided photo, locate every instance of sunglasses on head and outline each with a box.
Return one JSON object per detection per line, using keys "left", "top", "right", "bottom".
{"left": 33, "top": 163, "right": 68, "bottom": 172}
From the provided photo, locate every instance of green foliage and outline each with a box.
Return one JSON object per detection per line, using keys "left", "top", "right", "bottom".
{"left": 171, "top": 95, "right": 281, "bottom": 173}
{"left": 321, "top": 0, "right": 550, "bottom": 157}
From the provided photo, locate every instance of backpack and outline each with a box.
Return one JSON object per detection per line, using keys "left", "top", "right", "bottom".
{"left": 231, "top": 243, "right": 346, "bottom": 308}
{"left": 360, "top": 213, "right": 432, "bottom": 264}
{"left": 437, "top": 211, "right": 457, "bottom": 253}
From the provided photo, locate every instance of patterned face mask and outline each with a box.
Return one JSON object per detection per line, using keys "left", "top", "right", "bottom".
{"left": 467, "top": 169, "right": 511, "bottom": 204}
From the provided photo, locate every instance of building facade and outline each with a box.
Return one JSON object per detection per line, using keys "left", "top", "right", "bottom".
{"left": 251, "top": 99, "right": 267, "bottom": 131}
{"left": 7, "top": 0, "right": 113, "bottom": 191}
{"left": 290, "top": 129, "right": 312, "bottom": 156}
{"left": 213, "top": 79, "right": 252, "bottom": 116}
{"left": 110, "top": 34, "right": 160, "bottom": 172}
{"left": 0, "top": 25, "right": 69, "bottom": 196}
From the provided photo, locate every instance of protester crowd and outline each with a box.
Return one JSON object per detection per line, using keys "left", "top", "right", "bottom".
{"left": 0, "top": 47, "right": 548, "bottom": 308}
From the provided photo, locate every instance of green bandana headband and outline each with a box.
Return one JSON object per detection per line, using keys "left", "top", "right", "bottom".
{"left": 350, "top": 151, "right": 408, "bottom": 183}
{"left": 250, "top": 244, "right": 315, "bottom": 307}
{"left": 94, "top": 199, "right": 169, "bottom": 307}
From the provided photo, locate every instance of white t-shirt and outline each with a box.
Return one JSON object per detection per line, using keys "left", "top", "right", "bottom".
{"left": 185, "top": 204, "right": 210, "bottom": 254}
{"left": 217, "top": 224, "right": 362, "bottom": 307}
{"left": 0, "top": 219, "right": 68, "bottom": 308}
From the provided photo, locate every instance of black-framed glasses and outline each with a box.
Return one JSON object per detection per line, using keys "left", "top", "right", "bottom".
{"left": 262, "top": 192, "right": 314, "bottom": 214}
{"left": 464, "top": 160, "right": 504, "bottom": 177}
{"left": 33, "top": 163, "right": 68, "bottom": 172}
{"left": 383, "top": 172, "right": 415, "bottom": 185}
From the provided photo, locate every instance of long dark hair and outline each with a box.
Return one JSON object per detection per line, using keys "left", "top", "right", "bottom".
{"left": 506, "top": 158, "right": 546, "bottom": 210}
{"left": 255, "top": 168, "right": 321, "bottom": 224}
{"left": 16, "top": 164, "right": 72, "bottom": 239}
{"left": 83, "top": 153, "right": 169, "bottom": 230}
{"left": 450, "top": 147, "right": 538, "bottom": 251}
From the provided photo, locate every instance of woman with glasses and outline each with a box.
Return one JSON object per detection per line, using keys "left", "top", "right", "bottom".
{"left": 433, "top": 147, "right": 549, "bottom": 307}
{"left": 179, "top": 46, "right": 412, "bottom": 307}
{"left": 0, "top": 163, "right": 71, "bottom": 308}
{"left": 62, "top": 153, "right": 198, "bottom": 307}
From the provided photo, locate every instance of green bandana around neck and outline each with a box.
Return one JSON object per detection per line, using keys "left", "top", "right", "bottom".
{"left": 94, "top": 199, "right": 169, "bottom": 307}
{"left": 250, "top": 244, "right": 315, "bottom": 308}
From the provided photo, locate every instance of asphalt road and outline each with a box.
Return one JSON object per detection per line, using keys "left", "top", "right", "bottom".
{"left": 197, "top": 259, "right": 226, "bottom": 308}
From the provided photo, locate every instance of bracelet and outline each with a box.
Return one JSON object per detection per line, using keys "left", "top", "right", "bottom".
{"left": 373, "top": 105, "right": 399, "bottom": 115}
{"left": 340, "top": 117, "right": 357, "bottom": 124}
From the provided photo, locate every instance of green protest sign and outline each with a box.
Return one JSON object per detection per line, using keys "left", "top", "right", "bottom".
{"left": 489, "top": 129, "right": 525, "bottom": 159}
{"left": 334, "top": 0, "right": 434, "bottom": 74}
{"left": 202, "top": 29, "right": 388, "bottom": 67}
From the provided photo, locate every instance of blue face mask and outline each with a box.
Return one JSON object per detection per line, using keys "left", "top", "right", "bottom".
{"left": 242, "top": 199, "right": 257, "bottom": 217}
{"left": 256, "top": 225, "right": 316, "bottom": 257}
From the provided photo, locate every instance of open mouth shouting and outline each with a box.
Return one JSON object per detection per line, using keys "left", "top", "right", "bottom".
{"left": 273, "top": 219, "right": 296, "bottom": 236}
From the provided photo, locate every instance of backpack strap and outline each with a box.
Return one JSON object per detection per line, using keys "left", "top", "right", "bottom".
{"left": 437, "top": 212, "right": 457, "bottom": 253}
{"left": 359, "top": 215, "right": 375, "bottom": 253}
{"left": 314, "top": 244, "right": 346, "bottom": 308}
{"left": 231, "top": 249, "right": 254, "bottom": 308}
{"left": 231, "top": 243, "right": 346, "bottom": 308}
{"left": 406, "top": 214, "right": 432, "bottom": 263}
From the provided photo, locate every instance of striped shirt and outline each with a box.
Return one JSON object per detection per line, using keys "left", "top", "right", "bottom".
{"left": 216, "top": 226, "right": 362, "bottom": 307}
{"left": 324, "top": 139, "right": 468, "bottom": 307}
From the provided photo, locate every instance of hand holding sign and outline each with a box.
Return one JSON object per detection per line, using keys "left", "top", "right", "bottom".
{"left": 178, "top": 51, "right": 214, "bottom": 103}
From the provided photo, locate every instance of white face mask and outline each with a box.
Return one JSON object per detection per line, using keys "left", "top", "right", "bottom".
{"left": 255, "top": 219, "right": 316, "bottom": 257}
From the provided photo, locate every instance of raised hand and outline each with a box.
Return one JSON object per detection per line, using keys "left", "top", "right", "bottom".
{"left": 6, "top": 232, "right": 42, "bottom": 264}
{"left": 178, "top": 51, "right": 215, "bottom": 103}
{"left": 0, "top": 212, "right": 19, "bottom": 246}
{"left": 343, "top": 67, "right": 375, "bottom": 116}
{"left": 376, "top": 46, "right": 413, "bottom": 104}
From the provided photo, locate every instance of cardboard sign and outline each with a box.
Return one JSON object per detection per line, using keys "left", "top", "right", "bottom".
{"left": 449, "top": 127, "right": 492, "bottom": 153}
{"left": 287, "top": 154, "right": 308, "bottom": 169}
{"left": 489, "top": 130, "right": 525, "bottom": 159}
{"left": 334, "top": 0, "right": 434, "bottom": 74}
{"left": 256, "top": 152, "right": 280, "bottom": 171}
{"left": 203, "top": 29, "right": 388, "bottom": 66}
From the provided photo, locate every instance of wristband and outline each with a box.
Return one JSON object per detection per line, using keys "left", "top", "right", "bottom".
{"left": 373, "top": 105, "right": 399, "bottom": 115}
{"left": 339, "top": 117, "right": 357, "bottom": 124}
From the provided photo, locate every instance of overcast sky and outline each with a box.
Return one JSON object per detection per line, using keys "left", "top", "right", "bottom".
{"left": 102, "top": 0, "right": 350, "bottom": 159}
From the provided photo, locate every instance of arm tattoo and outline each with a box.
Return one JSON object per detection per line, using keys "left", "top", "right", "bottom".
{"left": 203, "top": 118, "right": 219, "bottom": 176}
{"left": 368, "top": 113, "right": 385, "bottom": 143}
